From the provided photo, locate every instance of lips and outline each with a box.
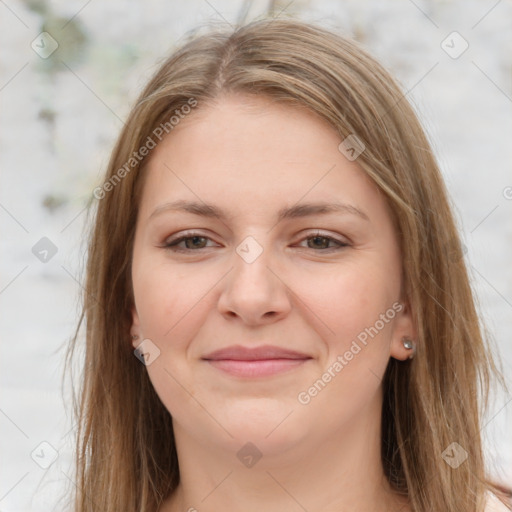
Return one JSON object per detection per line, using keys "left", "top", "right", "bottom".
{"left": 202, "top": 345, "right": 312, "bottom": 378}
{"left": 202, "top": 345, "right": 311, "bottom": 361}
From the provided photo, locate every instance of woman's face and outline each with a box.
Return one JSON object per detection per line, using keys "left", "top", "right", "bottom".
{"left": 130, "top": 93, "right": 415, "bottom": 457}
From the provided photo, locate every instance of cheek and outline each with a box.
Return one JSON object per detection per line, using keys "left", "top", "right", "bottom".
{"left": 133, "top": 256, "right": 208, "bottom": 340}
{"left": 295, "top": 260, "right": 396, "bottom": 350}
{"left": 132, "top": 258, "right": 212, "bottom": 419}
{"left": 293, "top": 267, "right": 395, "bottom": 420}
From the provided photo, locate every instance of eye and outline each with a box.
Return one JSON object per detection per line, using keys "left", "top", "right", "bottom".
{"left": 163, "top": 232, "right": 218, "bottom": 252}
{"left": 296, "top": 231, "right": 349, "bottom": 252}
{"left": 163, "top": 230, "right": 349, "bottom": 254}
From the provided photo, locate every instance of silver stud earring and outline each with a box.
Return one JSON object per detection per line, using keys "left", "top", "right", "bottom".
{"left": 402, "top": 336, "right": 416, "bottom": 359}
{"left": 131, "top": 334, "right": 139, "bottom": 341}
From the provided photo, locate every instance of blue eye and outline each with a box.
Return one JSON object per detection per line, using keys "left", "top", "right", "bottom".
{"left": 163, "top": 231, "right": 349, "bottom": 253}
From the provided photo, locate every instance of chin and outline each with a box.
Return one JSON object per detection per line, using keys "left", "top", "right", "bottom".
{"left": 211, "top": 397, "right": 308, "bottom": 453}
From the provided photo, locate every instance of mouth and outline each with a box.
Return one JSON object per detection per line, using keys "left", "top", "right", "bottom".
{"left": 202, "top": 345, "right": 312, "bottom": 378}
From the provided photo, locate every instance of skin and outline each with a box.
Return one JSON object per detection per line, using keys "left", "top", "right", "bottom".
{"left": 130, "top": 93, "right": 416, "bottom": 512}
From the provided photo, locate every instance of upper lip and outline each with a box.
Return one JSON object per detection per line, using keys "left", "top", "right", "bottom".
{"left": 202, "top": 345, "right": 311, "bottom": 361}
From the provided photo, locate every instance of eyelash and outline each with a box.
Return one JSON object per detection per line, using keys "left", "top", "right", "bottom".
{"left": 163, "top": 230, "right": 349, "bottom": 253}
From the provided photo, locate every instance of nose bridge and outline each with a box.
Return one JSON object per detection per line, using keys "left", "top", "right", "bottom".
{"left": 217, "top": 233, "right": 291, "bottom": 323}
{"left": 235, "top": 234, "right": 267, "bottom": 266}
{"left": 232, "top": 233, "right": 277, "bottom": 293}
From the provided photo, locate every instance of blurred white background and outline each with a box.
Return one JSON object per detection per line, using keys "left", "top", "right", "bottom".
{"left": 1, "top": 0, "right": 511, "bottom": 510}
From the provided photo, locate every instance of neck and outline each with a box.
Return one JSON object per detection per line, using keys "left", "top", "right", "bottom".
{"left": 160, "top": 392, "right": 409, "bottom": 512}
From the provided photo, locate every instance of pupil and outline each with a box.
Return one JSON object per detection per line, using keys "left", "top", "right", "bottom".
{"left": 311, "top": 236, "right": 327, "bottom": 249}
{"left": 187, "top": 236, "right": 205, "bottom": 249}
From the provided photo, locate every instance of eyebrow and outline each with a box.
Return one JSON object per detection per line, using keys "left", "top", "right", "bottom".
{"left": 149, "top": 199, "right": 370, "bottom": 223}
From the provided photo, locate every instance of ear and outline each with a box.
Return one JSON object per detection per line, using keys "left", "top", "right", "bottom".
{"left": 130, "top": 306, "right": 141, "bottom": 349}
{"left": 389, "top": 299, "right": 418, "bottom": 361}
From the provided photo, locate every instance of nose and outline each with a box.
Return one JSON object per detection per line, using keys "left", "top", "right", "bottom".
{"left": 217, "top": 241, "right": 292, "bottom": 326}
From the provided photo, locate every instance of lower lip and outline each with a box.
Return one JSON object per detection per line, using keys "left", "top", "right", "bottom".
{"left": 206, "top": 358, "right": 309, "bottom": 377}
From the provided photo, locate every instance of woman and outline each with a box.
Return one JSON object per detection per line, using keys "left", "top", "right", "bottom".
{"left": 66, "top": 17, "right": 512, "bottom": 512}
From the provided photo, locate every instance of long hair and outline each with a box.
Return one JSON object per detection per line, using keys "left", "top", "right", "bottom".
{"left": 65, "top": 17, "right": 511, "bottom": 511}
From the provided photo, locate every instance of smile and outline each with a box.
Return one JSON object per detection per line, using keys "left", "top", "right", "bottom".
{"left": 206, "top": 358, "right": 310, "bottom": 377}
{"left": 202, "top": 345, "right": 312, "bottom": 378}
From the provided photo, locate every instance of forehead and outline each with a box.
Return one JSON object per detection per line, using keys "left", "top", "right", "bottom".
{"left": 137, "top": 93, "right": 386, "bottom": 224}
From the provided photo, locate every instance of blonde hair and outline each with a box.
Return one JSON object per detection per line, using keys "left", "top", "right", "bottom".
{"left": 66, "top": 17, "right": 511, "bottom": 512}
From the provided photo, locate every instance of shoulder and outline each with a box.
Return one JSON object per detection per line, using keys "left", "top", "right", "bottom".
{"left": 485, "top": 491, "right": 512, "bottom": 512}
